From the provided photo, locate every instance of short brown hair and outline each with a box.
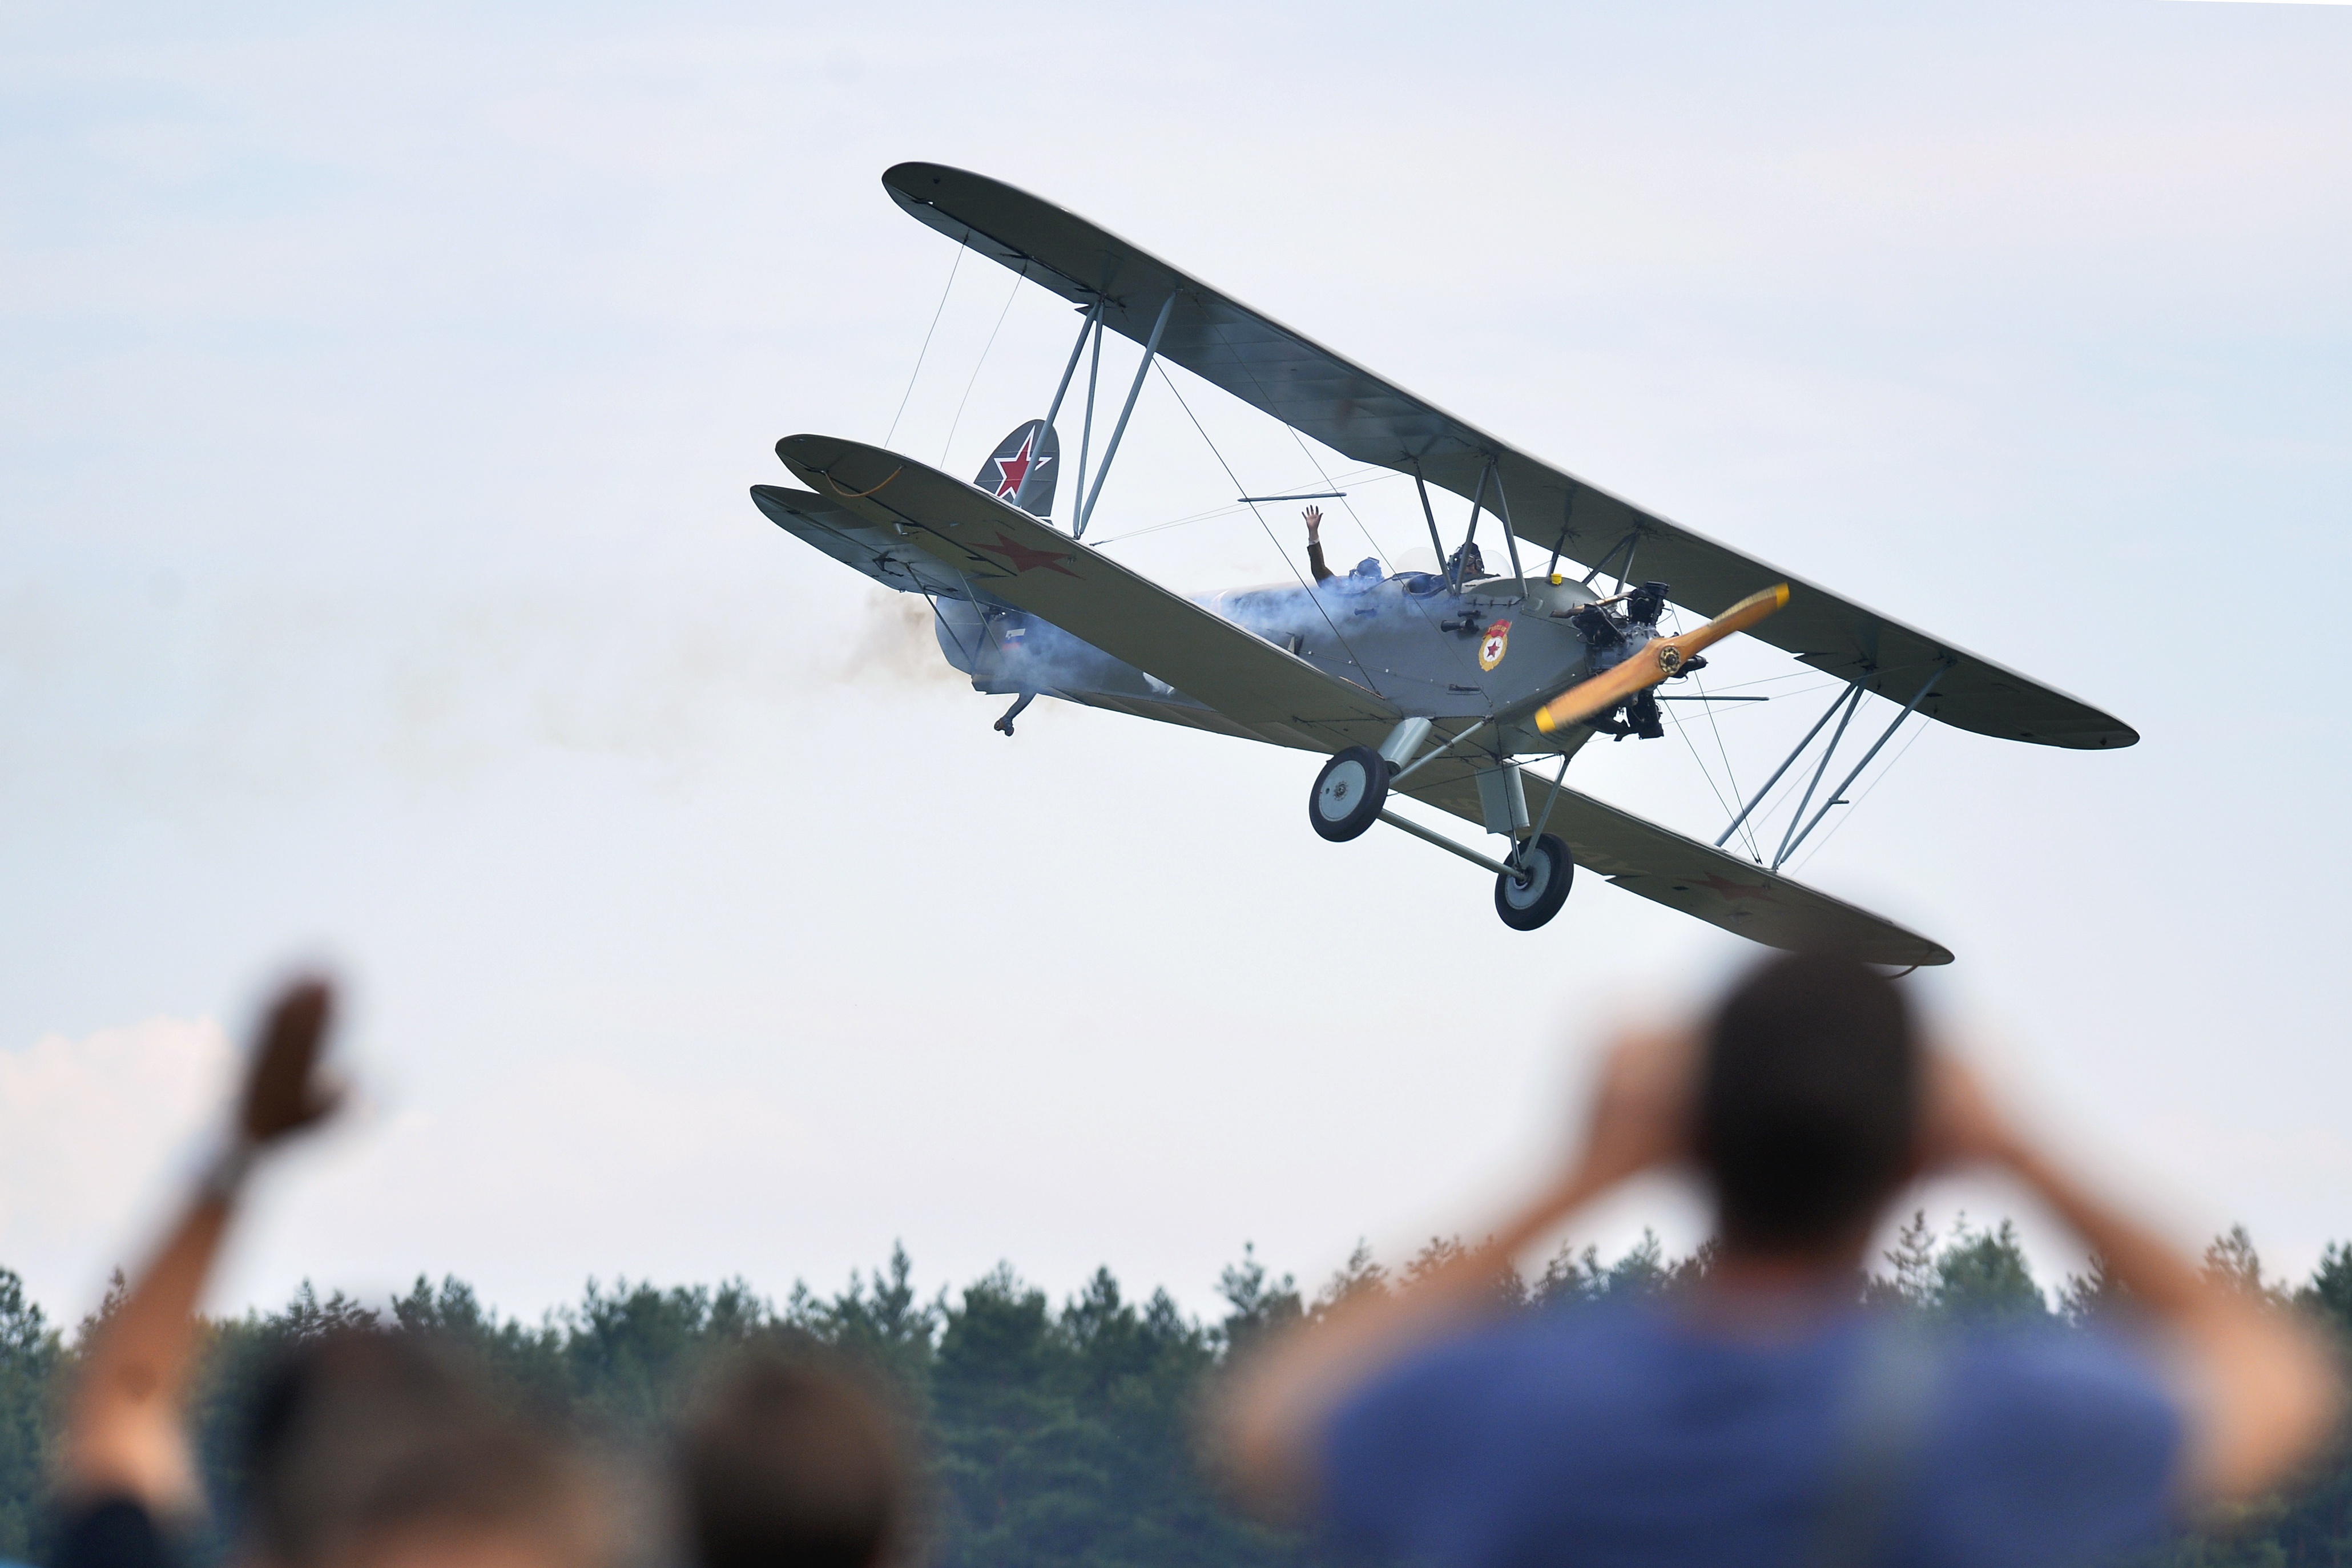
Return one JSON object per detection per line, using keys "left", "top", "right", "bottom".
{"left": 1695, "top": 954, "right": 1920, "bottom": 1252}
{"left": 675, "top": 1350, "right": 911, "bottom": 1568}
{"left": 241, "top": 1329, "right": 606, "bottom": 1568}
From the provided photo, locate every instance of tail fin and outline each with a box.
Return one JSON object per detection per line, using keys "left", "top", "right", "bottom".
{"left": 973, "top": 420, "right": 1059, "bottom": 518}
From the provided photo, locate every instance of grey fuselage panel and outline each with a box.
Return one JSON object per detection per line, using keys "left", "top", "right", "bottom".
{"left": 936, "top": 570, "right": 1607, "bottom": 747}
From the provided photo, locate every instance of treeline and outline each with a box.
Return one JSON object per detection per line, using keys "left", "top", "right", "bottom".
{"left": 2, "top": 1218, "right": 2348, "bottom": 1567}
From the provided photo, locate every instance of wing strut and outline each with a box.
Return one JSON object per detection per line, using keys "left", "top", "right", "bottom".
{"left": 1076, "top": 292, "right": 1174, "bottom": 538}
{"left": 1411, "top": 463, "right": 1452, "bottom": 588}
{"left": 1457, "top": 461, "right": 1488, "bottom": 588}
{"left": 1033, "top": 297, "right": 1103, "bottom": 519}
{"left": 1544, "top": 488, "right": 1578, "bottom": 579}
{"left": 1774, "top": 685, "right": 1867, "bottom": 868}
{"left": 1487, "top": 458, "right": 1529, "bottom": 588}
{"left": 1580, "top": 530, "right": 1637, "bottom": 590}
{"left": 1716, "top": 683, "right": 1860, "bottom": 849}
{"left": 1774, "top": 663, "right": 1950, "bottom": 869}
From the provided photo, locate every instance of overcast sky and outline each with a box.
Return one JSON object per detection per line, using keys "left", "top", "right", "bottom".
{"left": 3, "top": 0, "right": 2348, "bottom": 1328}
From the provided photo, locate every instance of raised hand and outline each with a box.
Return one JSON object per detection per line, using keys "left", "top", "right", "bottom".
{"left": 238, "top": 977, "right": 341, "bottom": 1145}
{"left": 1915, "top": 1051, "right": 2020, "bottom": 1175}
{"left": 1570, "top": 1025, "right": 1698, "bottom": 1193}
{"left": 1302, "top": 504, "right": 1322, "bottom": 542}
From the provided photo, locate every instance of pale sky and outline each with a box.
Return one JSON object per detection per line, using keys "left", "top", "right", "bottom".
{"left": 3, "top": 0, "right": 2348, "bottom": 1327}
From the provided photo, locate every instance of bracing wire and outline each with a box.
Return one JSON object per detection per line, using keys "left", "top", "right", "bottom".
{"left": 1692, "top": 669, "right": 1835, "bottom": 696}
{"left": 884, "top": 235, "right": 966, "bottom": 449}
{"left": 1699, "top": 679, "right": 1762, "bottom": 862}
{"left": 1741, "top": 698, "right": 1858, "bottom": 866}
{"left": 1278, "top": 424, "right": 1392, "bottom": 569}
{"left": 1151, "top": 360, "right": 1379, "bottom": 688}
{"left": 1661, "top": 696, "right": 1743, "bottom": 832}
{"left": 1666, "top": 609, "right": 1763, "bottom": 861}
{"left": 1787, "top": 719, "right": 1931, "bottom": 876}
{"left": 941, "top": 263, "right": 1028, "bottom": 467}
{"left": 1214, "top": 325, "right": 1394, "bottom": 570}
{"left": 1086, "top": 467, "right": 1401, "bottom": 548}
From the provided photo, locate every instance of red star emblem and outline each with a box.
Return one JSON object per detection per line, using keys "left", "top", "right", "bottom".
{"left": 991, "top": 431, "right": 1050, "bottom": 500}
{"left": 973, "top": 531, "right": 1081, "bottom": 578}
{"left": 1693, "top": 872, "right": 1786, "bottom": 908}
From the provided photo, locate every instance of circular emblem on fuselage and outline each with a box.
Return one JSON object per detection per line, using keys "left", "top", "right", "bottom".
{"left": 1479, "top": 620, "right": 1513, "bottom": 672}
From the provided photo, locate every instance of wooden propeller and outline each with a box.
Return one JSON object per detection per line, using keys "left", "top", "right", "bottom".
{"left": 1533, "top": 583, "right": 1791, "bottom": 735}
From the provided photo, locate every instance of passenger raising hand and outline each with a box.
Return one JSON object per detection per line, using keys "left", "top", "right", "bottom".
{"left": 1302, "top": 505, "right": 1334, "bottom": 583}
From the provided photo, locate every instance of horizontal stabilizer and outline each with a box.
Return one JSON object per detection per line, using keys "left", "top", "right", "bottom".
{"left": 751, "top": 483, "right": 980, "bottom": 600}
{"left": 1393, "top": 758, "right": 1952, "bottom": 965}
{"left": 774, "top": 434, "right": 1403, "bottom": 748}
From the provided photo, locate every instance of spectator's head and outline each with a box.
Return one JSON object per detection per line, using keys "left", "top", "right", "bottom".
{"left": 1694, "top": 954, "right": 1920, "bottom": 1258}
{"left": 675, "top": 1349, "right": 911, "bottom": 1568}
{"left": 241, "top": 1329, "right": 610, "bottom": 1568}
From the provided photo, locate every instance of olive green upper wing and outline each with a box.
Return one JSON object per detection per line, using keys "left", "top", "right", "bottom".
{"left": 882, "top": 160, "right": 2133, "bottom": 752}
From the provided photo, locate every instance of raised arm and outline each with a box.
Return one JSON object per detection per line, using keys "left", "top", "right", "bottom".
{"left": 1302, "top": 505, "right": 1334, "bottom": 584}
{"left": 1215, "top": 1027, "right": 1694, "bottom": 1516}
{"left": 1925, "top": 1057, "right": 2343, "bottom": 1505}
{"left": 59, "top": 979, "right": 342, "bottom": 1515}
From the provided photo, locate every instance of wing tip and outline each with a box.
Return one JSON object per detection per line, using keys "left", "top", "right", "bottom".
{"left": 881, "top": 160, "right": 945, "bottom": 196}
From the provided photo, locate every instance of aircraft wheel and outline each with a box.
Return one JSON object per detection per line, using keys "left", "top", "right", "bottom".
{"left": 1495, "top": 834, "right": 1574, "bottom": 930}
{"left": 1308, "top": 745, "right": 1390, "bottom": 843}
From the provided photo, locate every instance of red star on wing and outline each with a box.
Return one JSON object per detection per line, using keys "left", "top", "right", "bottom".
{"left": 1693, "top": 872, "right": 1786, "bottom": 908}
{"left": 974, "top": 531, "right": 1081, "bottom": 578}
{"left": 991, "top": 432, "right": 1051, "bottom": 499}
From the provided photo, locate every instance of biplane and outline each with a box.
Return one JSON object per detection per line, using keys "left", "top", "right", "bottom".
{"left": 754, "top": 163, "right": 2137, "bottom": 966}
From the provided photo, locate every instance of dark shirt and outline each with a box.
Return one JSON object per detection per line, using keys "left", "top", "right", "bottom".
{"left": 1319, "top": 1299, "right": 2180, "bottom": 1568}
{"left": 51, "top": 1497, "right": 172, "bottom": 1568}
{"left": 1308, "top": 541, "right": 1335, "bottom": 583}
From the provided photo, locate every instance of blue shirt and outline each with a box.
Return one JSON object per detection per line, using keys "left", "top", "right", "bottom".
{"left": 1320, "top": 1300, "right": 2181, "bottom": 1568}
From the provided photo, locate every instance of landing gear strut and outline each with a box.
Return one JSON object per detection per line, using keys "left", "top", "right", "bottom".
{"left": 1309, "top": 735, "right": 1577, "bottom": 933}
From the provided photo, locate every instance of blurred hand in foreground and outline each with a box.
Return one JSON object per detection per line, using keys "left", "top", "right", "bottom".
{"left": 62, "top": 974, "right": 345, "bottom": 1515}
{"left": 237, "top": 977, "right": 341, "bottom": 1146}
{"left": 1565, "top": 1024, "right": 1698, "bottom": 1195}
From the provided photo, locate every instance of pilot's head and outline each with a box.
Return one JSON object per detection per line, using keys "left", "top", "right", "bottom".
{"left": 1349, "top": 557, "right": 1383, "bottom": 582}
{"left": 1451, "top": 542, "right": 1486, "bottom": 580}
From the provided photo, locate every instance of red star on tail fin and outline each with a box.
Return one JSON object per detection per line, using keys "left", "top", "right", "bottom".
{"left": 993, "top": 432, "right": 1049, "bottom": 499}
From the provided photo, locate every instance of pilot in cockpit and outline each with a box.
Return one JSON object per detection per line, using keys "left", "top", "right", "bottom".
{"left": 1400, "top": 539, "right": 1484, "bottom": 596}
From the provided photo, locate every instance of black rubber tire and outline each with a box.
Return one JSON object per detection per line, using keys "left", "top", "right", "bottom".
{"left": 1494, "top": 833, "right": 1574, "bottom": 930}
{"left": 1308, "top": 745, "right": 1390, "bottom": 843}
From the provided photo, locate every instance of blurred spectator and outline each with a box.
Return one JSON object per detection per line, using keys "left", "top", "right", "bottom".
{"left": 239, "top": 1329, "right": 611, "bottom": 1568}
{"left": 50, "top": 977, "right": 616, "bottom": 1568}
{"left": 674, "top": 1349, "right": 911, "bottom": 1568}
{"left": 1217, "top": 954, "right": 2344, "bottom": 1568}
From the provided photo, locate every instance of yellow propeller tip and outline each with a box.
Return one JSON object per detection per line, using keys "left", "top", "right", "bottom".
{"left": 1773, "top": 583, "right": 1790, "bottom": 607}
{"left": 1535, "top": 710, "right": 1556, "bottom": 734}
